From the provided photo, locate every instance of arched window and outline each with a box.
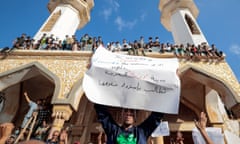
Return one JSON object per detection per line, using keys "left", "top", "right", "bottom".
{"left": 185, "top": 14, "right": 200, "bottom": 35}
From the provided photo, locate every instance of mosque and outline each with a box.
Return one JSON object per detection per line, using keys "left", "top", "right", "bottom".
{"left": 0, "top": 0, "right": 239, "bottom": 143}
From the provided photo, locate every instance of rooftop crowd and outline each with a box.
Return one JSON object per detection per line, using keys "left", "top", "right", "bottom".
{"left": 1, "top": 33, "right": 224, "bottom": 61}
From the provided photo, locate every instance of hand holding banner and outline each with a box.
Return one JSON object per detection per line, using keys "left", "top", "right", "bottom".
{"left": 83, "top": 46, "right": 181, "bottom": 113}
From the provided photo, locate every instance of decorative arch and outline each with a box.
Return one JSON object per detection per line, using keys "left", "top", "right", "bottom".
{"left": 63, "top": 77, "right": 84, "bottom": 111}
{"left": 179, "top": 65, "right": 239, "bottom": 116}
{"left": 0, "top": 61, "right": 61, "bottom": 104}
{"left": 0, "top": 62, "right": 62, "bottom": 124}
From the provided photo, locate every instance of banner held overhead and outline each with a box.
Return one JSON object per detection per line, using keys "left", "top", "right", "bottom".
{"left": 83, "top": 45, "right": 181, "bottom": 114}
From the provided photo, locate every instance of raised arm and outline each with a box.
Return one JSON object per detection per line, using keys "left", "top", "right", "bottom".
{"left": 97, "top": 131, "right": 104, "bottom": 144}
{"left": 194, "top": 112, "right": 214, "bottom": 144}
{"left": 138, "top": 111, "right": 164, "bottom": 137}
{"left": 94, "top": 104, "right": 118, "bottom": 135}
{"left": 24, "top": 91, "right": 31, "bottom": 104}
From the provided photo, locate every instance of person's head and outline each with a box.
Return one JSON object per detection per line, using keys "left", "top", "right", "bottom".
{"left": 52, "top": 130, "right": 60, "bottom": 141}
{"left": 148, "top": 37, "right": 152, "bottom": 41}
{"left": 5, "top": 135, "right": 16, "bottom": 144}
{"left": 36, "top": 99, "right": 42, "bottom": 106}
{"left": 122, "top": 108, "right": 136, "bottom": 127}
{"left": 176, "top": 131, "right": 184, "bottom": 141}
{"left": 21, "top": 33, "right": 26, "bottom": 37}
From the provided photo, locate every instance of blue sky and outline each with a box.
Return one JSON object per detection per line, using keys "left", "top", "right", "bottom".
{"left": 0, "top": 0, "right": 239, "bottom": 81}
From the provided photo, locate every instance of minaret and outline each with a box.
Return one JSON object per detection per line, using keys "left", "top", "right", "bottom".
{"left": 159, "top": 0, "right": 207, "bottom": 45}
{"left": 34, "top": 0, "right": 94, "bottom": 41}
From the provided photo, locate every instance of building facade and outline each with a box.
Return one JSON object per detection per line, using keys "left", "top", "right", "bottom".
{"left": 0, "top": 0, "right": 239, "bottom": 143}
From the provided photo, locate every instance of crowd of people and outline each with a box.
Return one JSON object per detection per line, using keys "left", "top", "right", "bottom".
{"left": 0, "top": 33, "right": 224, "bottom": 61}
{"left": 0, "top": 91, "right": 73, "bottom": 144}
{"left": 93, "top": 104, "right": 215, "bottom": 144}
{"left": 0, "top": 90, "right": 218, "bottom": 144}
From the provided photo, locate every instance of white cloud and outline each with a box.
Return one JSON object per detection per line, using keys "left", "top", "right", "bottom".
{"left": 114, "top": 16, "right": 137, "bottom": 31}
{"left": 229, "top": 44, "right": 240, "bottom": 55}
{"left": 105, "top": 0, "right": 120, "bottom": 12}
{"left": 101, "top": 0, "right": 120, "bottom": 21}
{"left": 102, "top": 8, "right": 112, "bottom": 20}
{"left": 140, "top": 12, "right": 147, "bottom": 21}
{"left": 112, "top": 0, "right": 120, "bottom": 11}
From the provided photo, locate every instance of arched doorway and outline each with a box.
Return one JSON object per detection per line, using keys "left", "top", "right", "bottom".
{"left": 0, "top": 62, "right": 61, "bottom": 129}
{"left": 180, "top": 66, "right": 238, "bottom": 116}
{"left": 163, "top": 66, "right": 240, "bottom": 144}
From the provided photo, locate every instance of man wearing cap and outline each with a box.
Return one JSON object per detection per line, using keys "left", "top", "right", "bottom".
{"left": 94, "top": 104, "right": 164, "bottom": 144}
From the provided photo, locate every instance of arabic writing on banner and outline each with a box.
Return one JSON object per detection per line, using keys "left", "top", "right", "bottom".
{"left": 83, "top": 46, "right": 181, "bottom": 113}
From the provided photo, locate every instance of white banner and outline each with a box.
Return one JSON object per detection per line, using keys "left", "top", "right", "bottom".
{"left": 151, "top": 121, "right": 170, "bottom": 137}
{"left": 83, "top": 46, "right": 181, "bottom": 113}
{"left": 192, "top": 127, "right": 224, "bottom": 144}
{"left": 224, "top": 130, "right": 240, "bottom": 144}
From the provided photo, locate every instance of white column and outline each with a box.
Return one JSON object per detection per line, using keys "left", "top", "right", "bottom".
{"left": 34, "top": 4, "right": 80, "bottom": 41}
